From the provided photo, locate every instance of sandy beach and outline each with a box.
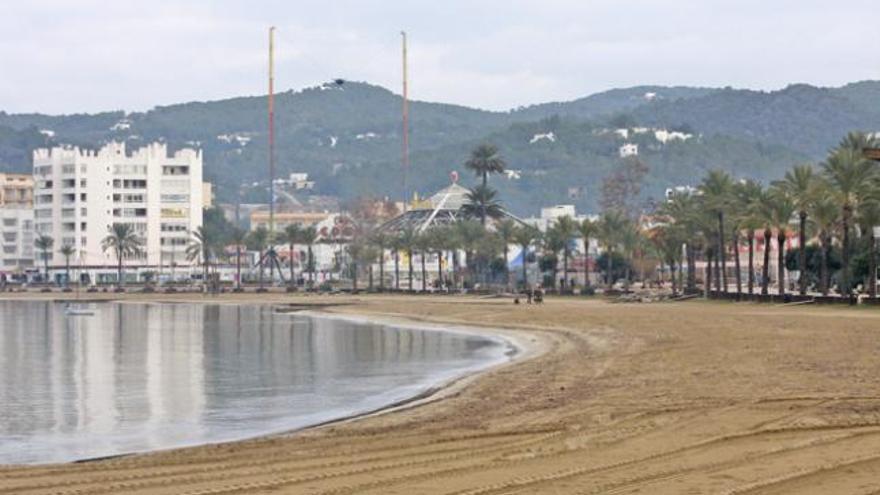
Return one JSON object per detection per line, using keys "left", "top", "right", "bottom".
{"left": 2, "top": 292, "right": 880, "bottom": 494}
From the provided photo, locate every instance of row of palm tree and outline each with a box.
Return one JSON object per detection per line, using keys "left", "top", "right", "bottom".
{"left": 34, "top": 223, "right": 144, "bottom": 289}
{"left": 339, "top": 209, "right": 646, "bottom": 293}
{"left": 655, "top": 132, "right": 880, "bottom": 298}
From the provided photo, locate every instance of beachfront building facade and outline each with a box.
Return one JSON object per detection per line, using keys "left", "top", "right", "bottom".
{"left": 0, "top": 174, "right": 35, "bottom": 276}
{"left": 32, "top": 142, "right": 203, "bottom": 283}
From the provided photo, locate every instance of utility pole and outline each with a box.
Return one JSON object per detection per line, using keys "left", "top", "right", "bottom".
{"left": 401, "top": 30, "right": 409, "bottom": 212}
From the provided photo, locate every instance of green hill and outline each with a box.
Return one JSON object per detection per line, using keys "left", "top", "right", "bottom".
{"left": 1, "top": 80, "right": 877, "bottom": 215}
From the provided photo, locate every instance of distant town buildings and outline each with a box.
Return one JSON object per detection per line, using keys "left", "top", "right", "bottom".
{"left": 32, "top": 142, "right": 203, "bottom": 280}
{"left": 202, "top": 181, "right": 214, "bottom": 208}
{"left": 0, "top": 174, "right": 35, "bottom": 273}
{"left": 619, "top": 143, "right": 639, "bottom": 158}
{"left": 524, "top": 204, "right": 597, "bottom": 232}
{"left": 665, "top": 185, "right": 699, "bottom": 200}
{"left": 274, "top": 172, "right": 315, "bottom": 191}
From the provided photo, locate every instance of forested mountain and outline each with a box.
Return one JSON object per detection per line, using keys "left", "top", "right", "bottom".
{"left": 0, "top": 80, "right": 877, "bottom": 214}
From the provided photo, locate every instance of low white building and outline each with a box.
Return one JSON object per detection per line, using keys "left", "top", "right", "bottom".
{"left": 0, "top": 173, "right": 35, "bottom": 277}
{"left": 0, "top": 209, "right": 34, "bottom": 275}
{"left": 32, "top": 142, "right": 203, "bottom": 283}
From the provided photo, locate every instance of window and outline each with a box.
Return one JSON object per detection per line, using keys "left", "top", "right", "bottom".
{"left": 2, "top": 233, "right": 16, "bottom": 242}
{"left": 61, "top": 164, "right": 76, "bottom": 174}
{"left": 112, "top": 208, "right": 146, "bottom": 218}
{"left": 80, "top": 222, "right": 87, "bottom": 231}
{"left": 162, "top": 165, "right": 189, "bottom": 176}
{"left": 2, "top": 218, "right": 16, "bottom": 227}
{"left": 113, "top": 164, "right": 147, "bottom": 175}
{"left": 161, "top": 208, "right": 188, "bottom": 219}
{"left": 80, "top": 208, "right": 87, "bottom": 216}
{"left": 161, "top": 223, "right": 188, "bottom": 232}
{"left": 80, "top": 179, "right": 87, "bottom": 187}
{"left": 80, "top": 193, "right": 87, "bottom": 201}
{"left": 160, "top": 237, "right": 188, "bottom": 246}
{"left": 34, "top": 165, "right": 52, "bottom": 176}
{"left": 161, "top": 194, "right": 189, "bottom": 203}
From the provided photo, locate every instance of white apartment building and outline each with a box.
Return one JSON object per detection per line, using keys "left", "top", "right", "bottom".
{"left": 32, "top": 142, "right": 203, "bottom": 283}
{"left": 0, "top": 173, "right": 35, "bottom": 276}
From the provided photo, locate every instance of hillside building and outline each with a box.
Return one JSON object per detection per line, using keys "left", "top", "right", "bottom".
{"left": 32, "top": 142, "right": 203, "bottom": 282}
{"left": 619, "top": 143, "right": 639, "bottom": 157}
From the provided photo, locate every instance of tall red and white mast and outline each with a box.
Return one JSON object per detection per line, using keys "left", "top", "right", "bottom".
{"left": 268, "top": 26, "right": 276, "bottom": 235}
{"left": 401, "top": 30, "right": 409, "bottom": 212}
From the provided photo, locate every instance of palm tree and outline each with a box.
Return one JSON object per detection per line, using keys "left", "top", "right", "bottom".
{"left": 423, "top": 227, "right": 448, "bottom": 290}
{"left": 542, "top": 225, "right": 565, "bottom": 291}
{"left": 809, "top": 191, "right": 839, "bottom": 296}
{"left": 441, "top": 225, "right": 463, "bottom": 290}
{"left": 553, "top": 215, "right": 578, "bottom": 292}
{"left": 461, "top": 185, "right": 504, "bottom": 226}
{"left": 390, "top": 231, "right": 403, "bottom": 290}
{"left": 369, "top": 231, "right": 389, "bottom": 290}
{"left": 858, "top": 202, "right": 880, "bottom": 298}
{"left": 767, "top": 187, "right": 796, "bottom": 296}
{"left": 455, "top": 220, "right": 487, "bottom": 288}
{"left": 700, "top": 170, "right": 735, "bottom": 293}
{"left": 619, "top": 220, "right": 641, "bottom": 290}
{"left": 414, "top": 231, "right": 433, "bottom": 292}
{"left": 101, "top": 223, "right": 143, "bottom": 290}
{"left": 774, "top": 164, "right": 816, "bottom": 295}
{"left": 464, "top": 143, "right": 506, "bottom": 188}
{"left": 346, "top": 240, "right": 367, "bottom": 292}
{"left": 597, "top": 210, "right": 626, "bottom": 290}
{"left": 230, "top": 227, "right": 247, "bottom": 291}
{"left": 34, "top": 234, "right": 54, "bottom": 286}
{"left": 658, "top": 192, "right": 702, "bottom": 293}
{"left": 577, "top": 219, "right": 597, "bottom": 288}
{"left": 398, "top": 227, "right": 418, "bottom": 291}
{"left": 495, "top": 219, "right": 517, "bottom": 291}
{"left": 59, "top": 244, "right": 75, "bottom": 288}
{"left": 299, "top": 226, "right": 318, "bottom": 289}
{"left": 512, "top": 225, "right": 540, "bottom": 289}
{"left": 758, "top": 201, "right": 774, "bottom": 296}
{"left": 246, "top": 226, "right": 270, "bottom": 291}
{"left": 735, "top": 180, "right": 765, "bottom": 296}
{"left": 187, "top": 226, "right": 216, "bottom": 288}
{"left": 823, "top": 144, "right": 878, "bottom": 296}
{"left": 281, "top": 223, "right": 302, "bottom": 290}
{"left": 651, "top": 225, "right": 685, "bottom": 296}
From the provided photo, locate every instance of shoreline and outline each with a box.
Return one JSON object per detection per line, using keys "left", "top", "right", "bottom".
{"left": 0, "top": 297, "right": 546, "bottom": 467}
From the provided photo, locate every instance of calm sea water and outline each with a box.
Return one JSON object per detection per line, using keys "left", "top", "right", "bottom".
{"left": 0, "top": 301, "right": 510, "bottom": 465}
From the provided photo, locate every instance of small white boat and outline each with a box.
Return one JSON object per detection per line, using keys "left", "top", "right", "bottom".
{"left": 64, "top": 303, "right": 94, "bottom": 316}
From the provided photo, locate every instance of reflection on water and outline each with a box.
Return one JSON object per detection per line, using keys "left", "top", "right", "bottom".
{"left": 0, "top": 301, "right": 508, "bottom": 464}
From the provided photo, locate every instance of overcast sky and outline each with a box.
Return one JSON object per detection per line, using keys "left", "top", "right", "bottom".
{"left": 2, "top": 0, "right": 878, "bottom": 114}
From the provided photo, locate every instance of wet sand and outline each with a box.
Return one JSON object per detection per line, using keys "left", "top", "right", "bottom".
{"left": 2, "top": 292, "right": 880, "bottom": 494}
